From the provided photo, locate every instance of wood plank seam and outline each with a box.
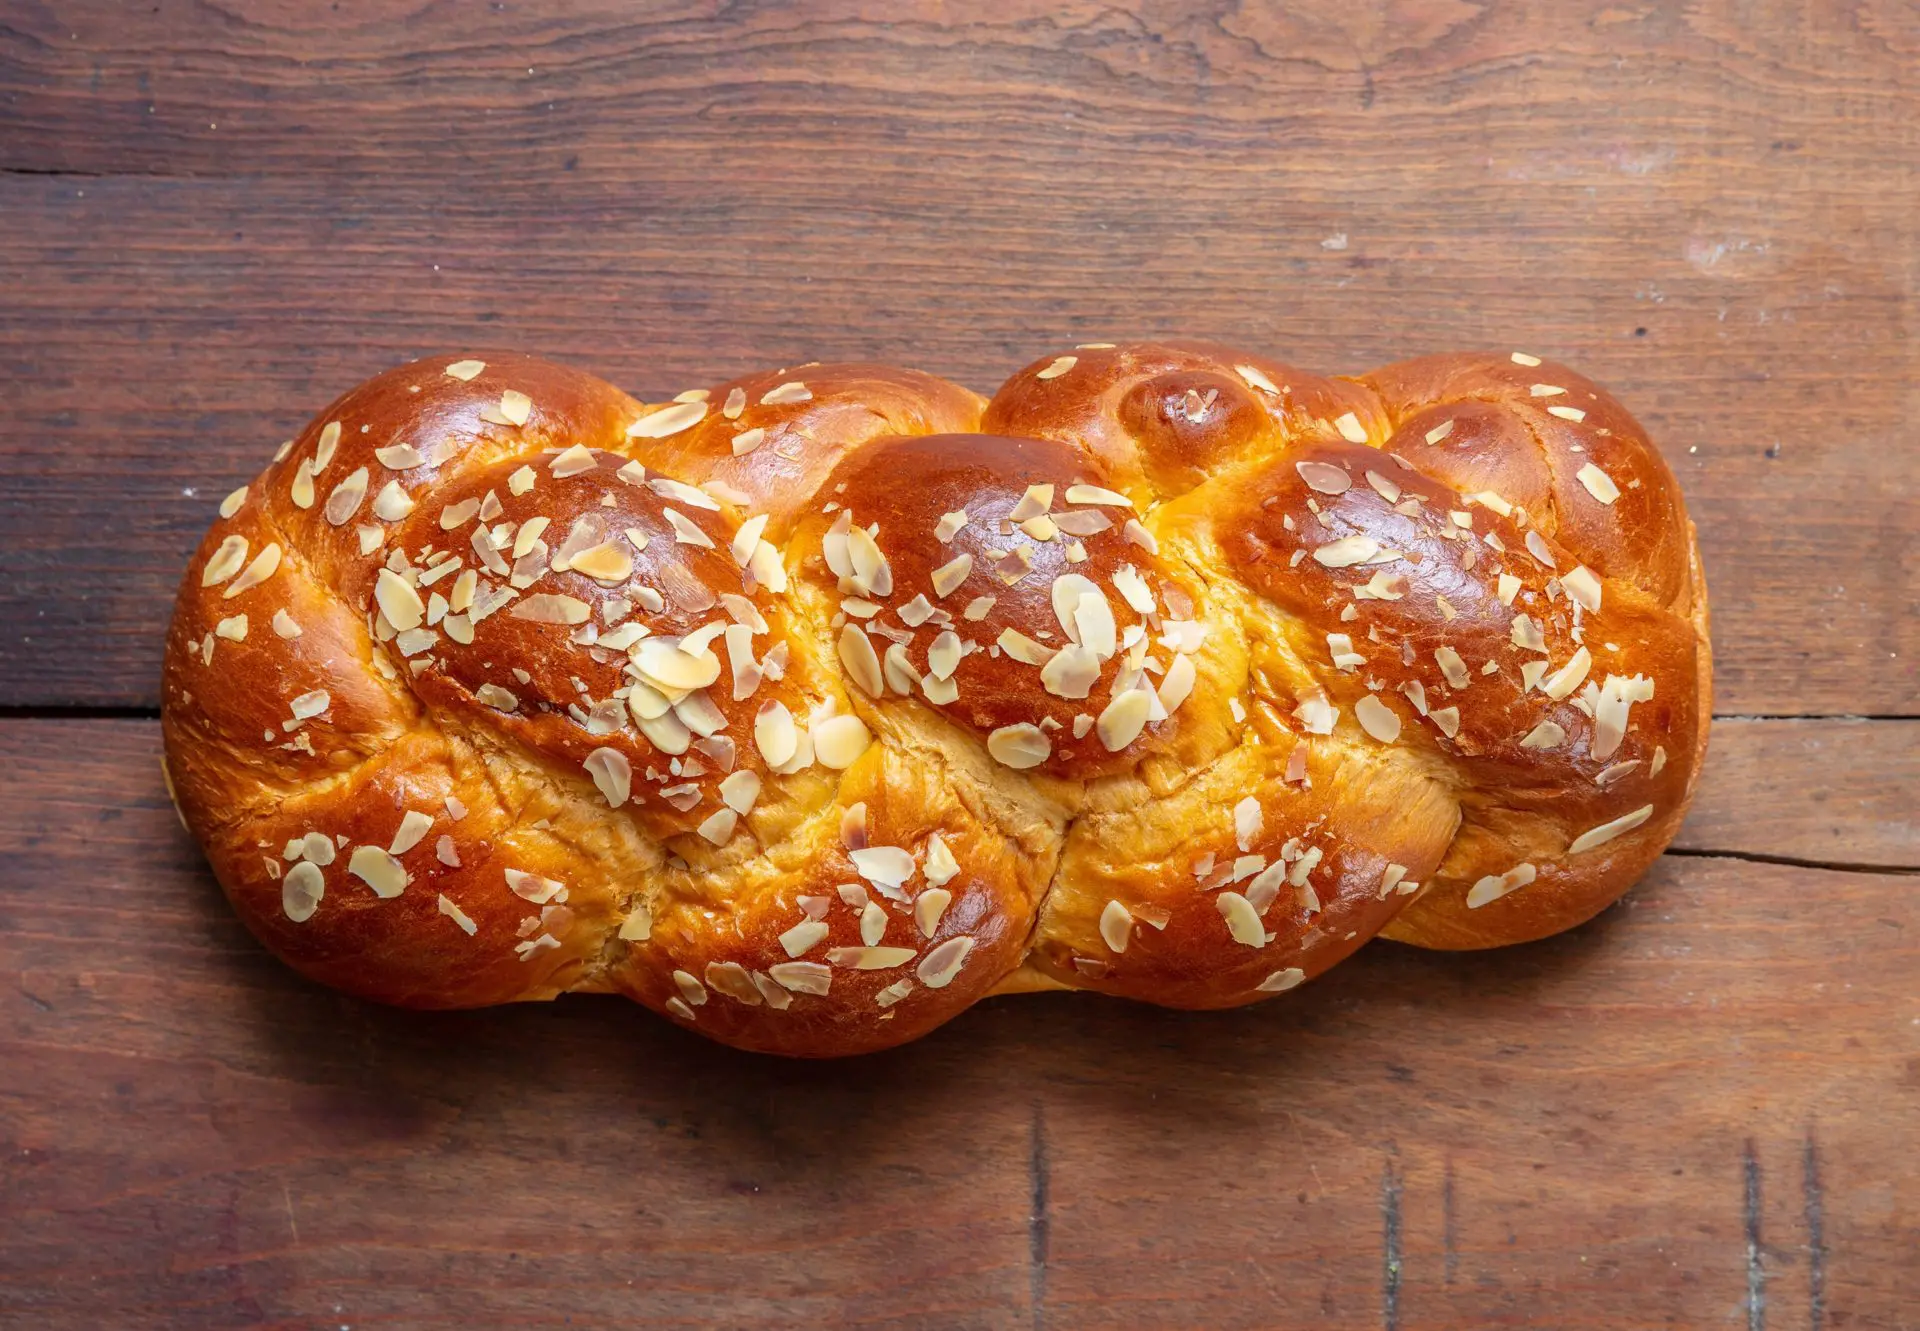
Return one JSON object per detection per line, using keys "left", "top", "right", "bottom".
{"left": 1803, "top": 1131, "right": 1827, "bottom": 1331}
{"left": 1664, "top": 848, "right": 1920, "bottom": 876}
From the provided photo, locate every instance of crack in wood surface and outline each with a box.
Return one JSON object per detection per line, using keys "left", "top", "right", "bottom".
{"left": 1664, "top": 847, "right": 1920, "bottom": 876}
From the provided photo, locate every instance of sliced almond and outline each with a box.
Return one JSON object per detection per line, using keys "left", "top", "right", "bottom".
{"left": 347, "top": 845, "right": 408, "bottom": 899}
{"left": 987, "top": 723, "right": 1051, "bottom": 769}
{"left": 917, "top": 936, "right": 975, "bottom": 988}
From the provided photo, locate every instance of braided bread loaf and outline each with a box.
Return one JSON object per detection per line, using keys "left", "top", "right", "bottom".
{"left": 162, "top": 343, "right": 1711, "bottom": 1056}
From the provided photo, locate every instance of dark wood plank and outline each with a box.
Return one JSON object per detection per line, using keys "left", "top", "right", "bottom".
{"left": 4, "top": 1, "right": 1918, "bottom": 180}
{"left": 2, "top": 0, "right": 1918, "bottom": 712}
{"left": 2, "top": 719, "right": 1914, "bottom": 1329}
{"left": 1674, "top": 718, "right": 1920, "bottom": 868}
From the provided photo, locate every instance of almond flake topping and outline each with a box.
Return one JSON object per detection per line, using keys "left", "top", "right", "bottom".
{"left": 918, "top": 936, "right": 975, "bottom": 989}
{"left": 289, "top": 459, "right": 317, "bottom": 509}
{"left": 924, "top": 833, "right": 959, "bottom": 887}
{"left": 1510, "top": 614, "right": 1547, "bottom": 652}
{"left": 1218, "top": 892, "right": 1266, "bottom": 946}
{"left": 931, "top": 553, "right": 973, "bottom": 598}
{"left": 1009, "top": 485, "right": 1054, "bottom": 522}
{"left": 1563, "top": 565, "right": 1602, "bottom": 612}
{"left": 288, "top": 689, "right": 330, "bottom": 722}
{"left": 372, "top": 480, "right": 415, "bottom": 521}
{"left": 1524, "top": 529, "right": 1557, "bottom": 569}
{"left": 1095, "top": 687, "right": 1152, "bottom": 752}
{"left": 348, "top": 845, "right": 408, "bottom": 899}
{"left": 779, "top": 918, "right": 829, "bottom": 959}
{"left": 445, "top": 359, "right": 486, "bottom": 381}
{"left": 1235, "top": 364, "right": 1279, "bottom": 393}
{"left": 1577, "top": 463, "right": 1621, "bottom": 504}
{"left": 509, "top": 593, "right": 590, "bottom": 625}
{"left": 1541, "top": 646, "right": 1593, "bottom": 700}
{"left": 376, "top": 443, "right": 425, "bottom": 470}
{"left": 1035, "top": 356, "right": 1077, "bottom": 380}
{"left": 664, "top": 508, "right": 714, "bottom": 548}
{"left": 1521, "top": 718, "right": 1567, "bottom": 749}
{"left": 223, "top": 544, "right": 281, "bottom": 599}
{"left": 1591, "top": 673, "right": 1655, "bottom": 761}
{"left": 617, "top": 902, "right": 650, "bottom": 941}
{"left": 550, "top": 444, "right": 597, "bottom": 477}
{"left": 282, "top": 862, "right": 324, "bottom": 922}
{"left": 1334, "top": 412, "right": 1367, "bottom": 443}
{"left": 627, "top": 400, "right": 707, "bottom": 439}
{"left": 1569, "top": 804, "right": 1655, "bottom": 854}
{"left": 584, "top": 747, "right": 632, "bottom": 807}
{"left": 827, "top": 946, "right": 916, "bottom": 971}
{"left": 769, "top": 961, "right": 831, "bottom": 995}
{"left": 1313, "top": 535, "right": 1380, "bottom": 568}
{"left": 759, "top": 381, "right": 812, "bottom": 406}
{"left": 911, "top": 888, "right": 952, "bottom": 938}
{"left": 1354, "top": 694, "right": 1401, "bottom": 743}
{"left": 1466, "top": 862, "right": 1536, "bottom": 909}
{"left": 838, "top": 624, "right": 884, "bottom": 696}
{"left": 202, "top": 536, "right": 249, "bottom": 587}
{"left": 390, "top": 811, "right": 433, "bottom": 855}
{"left": 569, "top": 542, "right": 633, "bottom": 582}
{"left": 754, "top": 701, "right": 798, "bottom": 767}
{"left": 498, "top": 390, "right": 533, "bottom": 426}
{"left": 1296, "top": 461, "right": 1351, "bottom": 495}
{"left": 1257, "top": 967, "right": 1306, "bottom": 992}
{"left": 987, "top": 723, "right": 1051, "bottom": 769}
{"left": 814, "top": 713, "right": 872, "bottom": 770}
{"left": 321, "top": 467, "right": 369, "bottom": 526}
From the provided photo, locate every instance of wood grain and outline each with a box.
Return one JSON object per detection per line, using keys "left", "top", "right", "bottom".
{"left": 4, "top": 2, "right": 1917, "bottom": 1325}
{"left": 1, "top": 0, "right": 1917, "bottom": 712}
{"left": 1672, "top": 718, "right": 1920, "bottom": 867}
{"left": 1, "top": 719, "right": 1914, "bottom": 1328}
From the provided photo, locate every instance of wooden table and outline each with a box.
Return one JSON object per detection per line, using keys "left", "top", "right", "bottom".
{"left": 3, "top": 3, "right": 1915, "bottom": 1326}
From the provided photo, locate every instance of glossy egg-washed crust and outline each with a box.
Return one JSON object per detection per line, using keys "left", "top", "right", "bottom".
{"left": 162, "top": 343, "right": 1710, "bottom": 1056}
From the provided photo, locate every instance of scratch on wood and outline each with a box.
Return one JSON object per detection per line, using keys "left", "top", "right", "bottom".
{"left": 1803, "top": 1130, "right": 1826, "bottom": 1331}
{"left": 1442, "top": 1156, "right": 1457, "bottom": 1286}
{"left": 281, "top": 1181, "right": 300, "bottom": 1245}
{"left": 1381, "top": 1155, "right": 1402, "bottom": 1331}
{"left": 1744, "top": 1139, "right": 1765, "bottom": 1331}
{"left": 1029, "top": 1099, "right": 1049, "bottom": 1330}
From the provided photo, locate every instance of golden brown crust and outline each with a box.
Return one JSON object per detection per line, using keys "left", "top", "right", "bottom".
{"left": 162, "top": 343, "right": 1710, "bottom": 1053}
